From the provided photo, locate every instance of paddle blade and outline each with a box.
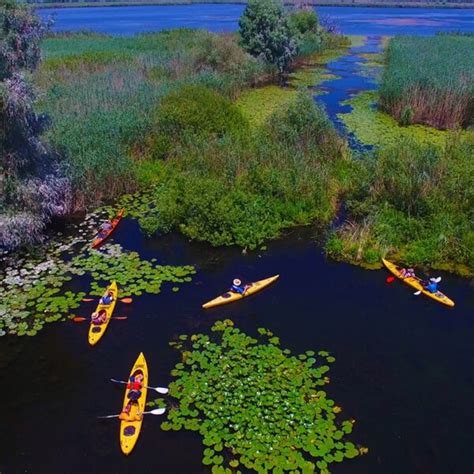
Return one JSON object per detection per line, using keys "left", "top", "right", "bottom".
{"left": 82, "top": 298, "right": 95, "bottom": 302}
{"left": 97, "top": 414, "right": 119, "bottom": 419}
{"left": 414, "top": 290, "right": 422, "bottom": 296}
{"left": 155, "top": 387, "right": 169, "bottom": 394}
{"left": 72, "top": 316, "right": 87, "bottom": 323}
{"left": 386, "top": 276, "right": 396, "bottom": 284}
{"left": 148, "top": 408, "right": 166, "bottom": 415}
{"left": 113, "top": 316, "right": 128, "bottom": 320}
{"left": 120, "top": 297, "right": 133, "bottom": 304}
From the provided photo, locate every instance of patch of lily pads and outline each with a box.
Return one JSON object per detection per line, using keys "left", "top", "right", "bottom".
{"left": 0, "top": 210, "right": 196, "bottom": 337}
{"left": 155, "top": 320, "right": 367, "bottom": 473}
{"left": 71, "top": 244, "right": 195, "bottom": 297}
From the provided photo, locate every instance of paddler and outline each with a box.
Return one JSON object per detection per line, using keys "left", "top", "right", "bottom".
{"left": 424, "top": 277, "right": 441, "bottom": 294}
{"left": 96, "top": 220, "right": 113, "bottom": 239}
{"left": 99, "top": 290, "right": 115, "bottom": 306}
{"left": 230, "top": 278, "right": 250, "bottom": 295}
{"left": 119, "top": 369, "right": 144, "bottom": 421}
{"left": 399, "top": 267, "right": 415, "bottom": 278}
{"left": 91, "top": 309, "right": 107, "bottom": 325}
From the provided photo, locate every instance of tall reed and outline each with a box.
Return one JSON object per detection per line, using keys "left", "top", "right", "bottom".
{"left": 379, "top": 34, "right": 474, "bottom": 129}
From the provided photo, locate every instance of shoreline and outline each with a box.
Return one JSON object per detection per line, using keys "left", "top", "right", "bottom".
{"left": 29, "top": 1, "right": 474, "bottom": 10}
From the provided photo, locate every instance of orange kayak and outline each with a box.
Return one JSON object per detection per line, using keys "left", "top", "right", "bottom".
{"left": 92, "top": 208, "right": 124, "bottom": 248}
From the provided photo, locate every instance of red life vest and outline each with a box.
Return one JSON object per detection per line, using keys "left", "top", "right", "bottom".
{"left": 127, "top": 381, "right": 142, "bottom": 390}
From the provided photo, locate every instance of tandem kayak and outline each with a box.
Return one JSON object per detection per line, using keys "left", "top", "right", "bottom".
{"left": 382, "top": 259, "right": 454, "bottom": 307}
{"left": 91, "top": 208, "right": 125, "bottom": 249}
{"left": 202, "top": 275, "right": 279, "bottom": 309}
{"left": 88, "top": 281, "right": 118, "bottom": 346}
{"left": 120, "top": 352, "right": 148, "bottom": 455}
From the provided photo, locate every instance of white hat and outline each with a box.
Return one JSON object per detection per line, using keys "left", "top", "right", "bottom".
{"left": 430, "top": 277, "right": 442, "bottom": 283}
{"left": 233, "top": 279, "right": 242, "bottom": 286}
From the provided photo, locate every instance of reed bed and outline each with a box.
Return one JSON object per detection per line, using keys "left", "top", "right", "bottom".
{"left": 379, "top": 34, "right": 474, "bottom": 129}
{"left": 37, "top": 30, "right": 269, "bottom": 207}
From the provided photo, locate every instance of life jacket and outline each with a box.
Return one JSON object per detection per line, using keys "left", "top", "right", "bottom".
{"left": 127, "top": 381, "right": 142, "bottom": 391}
{"left": 231, "top": 284, "right": 244, "bottom": 294}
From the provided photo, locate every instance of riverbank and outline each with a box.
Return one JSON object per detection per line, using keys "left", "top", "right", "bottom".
{"left": 26, "top": 0, "right": 474, "bottom": 9}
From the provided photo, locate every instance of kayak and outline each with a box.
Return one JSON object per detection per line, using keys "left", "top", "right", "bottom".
{"left": 92, "top": 208, "right": 125, "bottom": 249}
{"left": 88, "top": 281, "right": 118, "bottom": 346}
{"left": 202, "top": 275, "right": 279, "bottom": 309}
{"left": 382, "top": 259, "right": 454, "bottom": 307}
{"left": 120, "top": 352, "right": 148, "bottom": 455}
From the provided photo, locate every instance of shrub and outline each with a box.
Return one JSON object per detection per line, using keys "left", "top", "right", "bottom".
{"left": 149, "top": 85, "right": 249, "bottom": 159}
{"left": 288, "top": 9, "right": 318, "bottom": 36}
{"left": 0, "top": 2, "right": 70, "bottom": 249}
{"left": 239, "top": 0, "right": 298, "bottom": 74}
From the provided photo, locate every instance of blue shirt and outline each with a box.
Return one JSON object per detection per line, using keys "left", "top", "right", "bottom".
{"left": 231, "top": 284, "right": 245, "bottom": 295}
{"left": 426, "top": 282, "right": 438, "bottom": 293}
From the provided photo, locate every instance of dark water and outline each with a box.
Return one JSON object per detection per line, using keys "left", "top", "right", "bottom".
{"left": 1, "top": 223, "right": 474, "bottom": 473}
{"left": 38, "top": 4, "right": 474, "bottom": 36}
{"left": 2, "top": 5, "right": 474, "bottom": 474}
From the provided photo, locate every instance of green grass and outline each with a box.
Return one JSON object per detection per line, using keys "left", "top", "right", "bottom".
{"left": 379, "top": 34, "right": 474, "bottom": 129}
{"left": 36, "top": 30, "right": 269, "bottom": 204}
{"left": 326, "top": 134, "right": 474, "bottom": 274}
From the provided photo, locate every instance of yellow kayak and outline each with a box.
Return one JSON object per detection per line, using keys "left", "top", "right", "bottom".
{"left": 382, "top": 259, "right": 454, "bottom": 307}
{"left": 202, "top": 275, "right": 279, "bottom": 309}
{"left": 120, "top": 352, "right": 148, "bottom": 455}
{"left": 88, "top": 281, "right": 118, "bottom": 346}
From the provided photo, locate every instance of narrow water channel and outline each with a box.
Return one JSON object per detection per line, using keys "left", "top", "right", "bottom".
{"left": 315, "top": 36, "right": 381, "bottom": 150}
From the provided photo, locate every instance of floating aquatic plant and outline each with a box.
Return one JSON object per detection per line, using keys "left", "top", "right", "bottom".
{"left": 0, "top": 211, "right": 196, "bottom": 337}
{"left": 70, "top": 244, "right": 195, "bottom": 297}
{"left": 155, "top": 320, "right": 366, "bottom": 473}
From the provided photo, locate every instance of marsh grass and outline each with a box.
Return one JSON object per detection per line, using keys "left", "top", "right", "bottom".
{"left": 36, "top": 30, "right": 270, "bottom": 207}
{"left": 379, "top": 34, "right": 474, "bottom": 129}
{"left": 326, "top": 134, "right": 474, "bottom": 272}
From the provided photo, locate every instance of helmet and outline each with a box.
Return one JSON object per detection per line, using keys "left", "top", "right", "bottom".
{"left": 233, "top": 279, "right": 242, "bottom": 286}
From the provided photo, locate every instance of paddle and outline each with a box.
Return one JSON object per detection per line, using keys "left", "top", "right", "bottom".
{"left": 110, "top": 378, "right": 169, "bottom": 394}
{"left": 82, "top": 297, "right": 133, "bottom": 304}
{"left": 98, "top": 407, "right": 166, "bottom": 419}
{"left": 72, "top": 316, "right": 127, "bottom": 323}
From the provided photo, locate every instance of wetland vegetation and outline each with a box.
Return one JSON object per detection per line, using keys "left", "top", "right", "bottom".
{"left": 154, "top": 319, "right": 366, "bottom": 473}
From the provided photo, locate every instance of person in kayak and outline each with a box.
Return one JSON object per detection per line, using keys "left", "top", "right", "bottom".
{"left": 100, "top": 290, "right": 115, "bottom": 306}
{"left": 399, "top": 267, "right": 415, "bottom": 278}
{"left": 230, "top": 279, "right": 250, "bottom": 295}
{"left": 119, "top": 369, "right": 144, "bottom": 421}
{"left": 96, "top": 220, "right": 113, "bottom": 239}
{"left": 425, "top": 277, "right": 442, "bottom": 293}
{"left": 91, "top": 309, "right": 107, "bottom": 325}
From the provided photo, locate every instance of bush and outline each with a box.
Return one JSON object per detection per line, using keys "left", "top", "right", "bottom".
{"left": 239, "top": 0, "right": 298, "bottom": 74}
{"left": 149, "top": 85, "right": 249, "bottom": 159}
{"left": 121, "top": 89, "right": 348, "bottom": 250}
{"left": 288, "top": 9, "right": 318, "bottom": 36}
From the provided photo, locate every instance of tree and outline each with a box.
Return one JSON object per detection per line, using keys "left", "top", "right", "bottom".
{"left": 238, "top": 0, "right": 298, "bottom": 74}
{"left": 0, "top": 1, "right": 70, "bottom": 249}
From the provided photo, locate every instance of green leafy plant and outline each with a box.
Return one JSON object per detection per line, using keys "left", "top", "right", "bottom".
{"left": 156, "top": 320, "right": 367, "bottom": 473}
